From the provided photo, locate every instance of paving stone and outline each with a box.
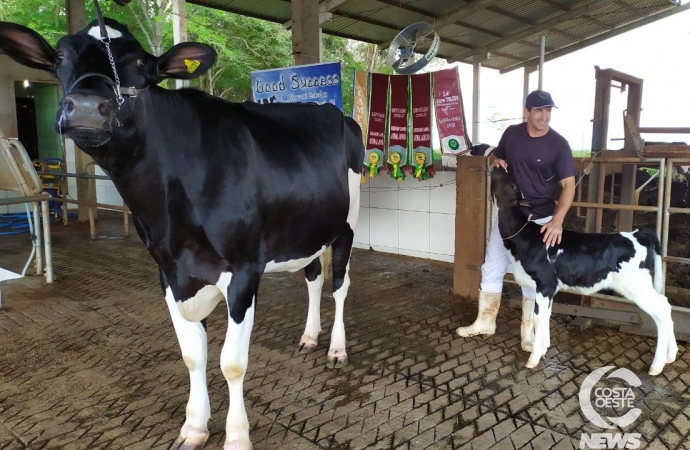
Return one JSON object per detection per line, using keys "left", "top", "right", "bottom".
{"left": 0, "top": 212, "right": 688, "bottom": 449}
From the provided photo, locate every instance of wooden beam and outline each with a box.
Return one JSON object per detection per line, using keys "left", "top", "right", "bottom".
{"left": 644, "top": 145, "right": 690, "bottom": 158}
{"left": 448, "top": 0, "right": 619, "bottom": 63}
{"left": 283, "top": 0, "right": 349, "bottom": 29}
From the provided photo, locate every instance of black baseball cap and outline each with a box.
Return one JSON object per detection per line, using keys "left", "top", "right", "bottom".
{"left": 525, "top": 90, "right": 557, "bottom": 109}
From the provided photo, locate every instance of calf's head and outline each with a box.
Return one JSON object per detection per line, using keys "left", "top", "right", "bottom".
{"left": 0, "top": 18, "right": 216, "bottom": 150}
{"left": 491, "top": 167, "right": 521, "bottom": 210}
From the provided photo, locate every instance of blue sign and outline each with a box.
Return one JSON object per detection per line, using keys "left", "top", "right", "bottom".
{"left": 251, "top": 61, "right": 343, "bottom": 110}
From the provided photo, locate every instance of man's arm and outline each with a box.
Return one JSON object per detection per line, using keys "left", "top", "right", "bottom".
{"left": 541, "top": 176, "right": 575, "bottom": 246}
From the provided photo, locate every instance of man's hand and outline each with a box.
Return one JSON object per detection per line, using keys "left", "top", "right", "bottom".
{"left": 540, "top": 219, "right": 563, "bottom": 247}
{"left": 490, "top": 157, "right": 508, "bottom": 171}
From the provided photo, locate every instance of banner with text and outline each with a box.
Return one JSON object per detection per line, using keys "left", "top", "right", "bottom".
{"left": 387, "top": 75, "right": 409, "bottom": 181}
{"left": 433, "top": 68, "right": 469, "bottom": 156}
{"left": 352, "top": 70, "right": 369, "bottom": 142}
{"left": 363, "top": 73, "right": 389, "bottom": 177}
{"left": 251, "top": 61, "right": 343, "bottom": 109}
{"left": 410, "top": 73, "right": 434, "bottom": 180}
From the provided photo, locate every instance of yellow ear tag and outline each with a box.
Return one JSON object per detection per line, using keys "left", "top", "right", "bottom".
{"left": 184, "top": 59, "right": 201, "bottom": 73}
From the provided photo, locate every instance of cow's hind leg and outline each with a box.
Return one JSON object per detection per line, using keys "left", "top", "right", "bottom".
{"left": 327, "top": 229, "right": 354, "bottom": 368}
{"left": 299, "top": 257, "right": 324, "bottom": 353}
{"left": 165, "top": 287, "right": 212, "bottom": 450}
{"left": 219, "top": 268, "right": 260, "bottom": 450}
{"left": 619, "top": 283, "right": 675, "bottom": 376}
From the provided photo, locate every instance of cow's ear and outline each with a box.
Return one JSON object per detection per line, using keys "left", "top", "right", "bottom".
{"left": 0, "top": 22, "right": 56, "bottom": 73}
{"left": 156, "top": 42, "right": 216, "bottom": 80}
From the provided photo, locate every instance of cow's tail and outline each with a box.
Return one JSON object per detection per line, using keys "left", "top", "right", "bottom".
{"left": 637, "top": 228, "right": 663, "bottom": 293}
{"left": 322, "top": 246, "right": 332, "bottom": 281}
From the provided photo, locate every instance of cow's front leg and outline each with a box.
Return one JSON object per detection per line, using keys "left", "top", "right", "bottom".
{"left": 299, "top": 257, "right": 324, "bottom": 353}
{"left": 525, "top": 293, "right": 550, "bottom": 369}
{"left": 328, "top": 231, "right": 354, "bottom": 368}
{"left": 165, "top": 287, "right": 212, "bottom": 450}
{"left": 219, "top": 268, "right": 260, "bottom": 450}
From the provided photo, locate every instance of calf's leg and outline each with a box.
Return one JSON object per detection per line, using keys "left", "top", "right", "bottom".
{"left": 299, "top": 257, "right": 324, "bottom": 353}
{"left": 526, "top": 293, "right": 551, "bottom": 369}
{"left": 618, "top": 282, "right": 675, "bottom": 376}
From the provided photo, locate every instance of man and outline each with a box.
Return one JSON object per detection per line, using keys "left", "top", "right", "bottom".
{"left": 457, "top": 90, "right": 577, "bottom": 352}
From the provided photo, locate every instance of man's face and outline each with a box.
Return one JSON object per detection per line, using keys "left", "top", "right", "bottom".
{"left": 524, "top": 106, "right": 552, "bottom": 133}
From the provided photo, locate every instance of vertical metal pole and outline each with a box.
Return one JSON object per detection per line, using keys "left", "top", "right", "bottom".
{"left": 655, "top": 159, "right": 664, "bottom": 240}
{"left": 523, "top": 67, "right": 530, "bottom": 108}
{"left": 472, "top": 56, "right": 482, "bottom": 143}
{"left": 34, "top": 201, "right": 43, "bottom": 276}
{"left": 661, "top": 159, "right": 672, "bottom": 295}
{"left": 41, "top": 200, "right": 54, "bottom": 283}
{"left": 538, "top": 35, "right": 545, "bottom": 90}
{"left": 124, "top": 211, "right": 129, "bottom": 237}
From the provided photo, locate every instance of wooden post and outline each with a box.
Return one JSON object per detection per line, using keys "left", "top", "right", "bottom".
{"left": 291, "top": 0, "right": 321, "bottom": 66}
{"left": 67, "top": 0, "right": 98, "bottom": 222}
{"left": 454, "top": 156, "right": 488, "bottom": 300}
{"left": 172, "top": 0, "right": 189, "bottom": 89}
{"left": 619, "top": 80, "right": 643, "bottom": 232}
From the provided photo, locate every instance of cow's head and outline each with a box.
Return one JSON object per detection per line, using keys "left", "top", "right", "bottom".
{"left": 491, "top": 166, "right": 534, "bottom": 212}
{"left": 0, "top": 18, "right": 216, "bottom": 150}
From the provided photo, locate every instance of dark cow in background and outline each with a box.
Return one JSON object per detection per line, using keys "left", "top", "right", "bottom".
{"left": 0, "top": 18, "right": 363, "bottom": 450}
{"left": 470, "top": 143, "right": 496, "bottom": 157}
{"left": 491, "top": 167, "right": 676, "bottom": 376}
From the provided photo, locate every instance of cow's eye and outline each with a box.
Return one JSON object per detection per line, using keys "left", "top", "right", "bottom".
{"left": 55, "top": 53, "right": 64, "bottom": 66}
{"left": 136, "top": 59, "right": 144, "bottom": 68}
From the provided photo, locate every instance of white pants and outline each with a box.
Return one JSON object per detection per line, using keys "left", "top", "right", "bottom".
{"left": 480, "top": 216, "right": 552, "bottom": 299}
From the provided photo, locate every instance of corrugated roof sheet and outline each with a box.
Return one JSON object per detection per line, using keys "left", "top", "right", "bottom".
{"left": 188, "top": 0, "right": 688, "bottom": 71}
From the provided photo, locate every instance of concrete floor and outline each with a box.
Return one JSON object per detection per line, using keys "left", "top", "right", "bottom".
{"left": 0, "top": 212, "right": 689, "bottom": 449}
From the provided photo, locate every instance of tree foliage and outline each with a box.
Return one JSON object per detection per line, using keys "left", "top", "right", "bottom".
{"left": 0, "top": 0, "right": 395, "bottom": 115}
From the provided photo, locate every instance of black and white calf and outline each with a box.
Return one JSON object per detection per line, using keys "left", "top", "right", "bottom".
{"left": 0, "top": 18, "right": 363, "bottom": 450}
{"left": 491, "top": 167, "right": 677, "bottom": 376}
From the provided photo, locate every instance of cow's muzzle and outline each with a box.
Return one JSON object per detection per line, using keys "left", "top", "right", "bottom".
{"left": 56, "top": 93, "right": 115, "bottom": 147}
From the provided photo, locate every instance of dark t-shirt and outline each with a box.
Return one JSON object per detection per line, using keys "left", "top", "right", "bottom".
{"left": 493, "top": 123, "right": 577, "bottom": 218}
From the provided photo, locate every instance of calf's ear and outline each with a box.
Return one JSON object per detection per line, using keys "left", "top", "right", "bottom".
{"left": 155, "top": 42, "right": 216, "bottom": 80}
{"left": 0, "top": 22, "right": 57, "bottom": 73}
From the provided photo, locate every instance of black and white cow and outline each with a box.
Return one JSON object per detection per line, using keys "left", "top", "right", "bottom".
{"left": 0, "top": 18, "right": 364, "bottom": 450}
{"left": 491, "top": 167, "right": 677, "bottom": 376}
{"left": 470, "top": 143, "right": 495, "bottom": 157}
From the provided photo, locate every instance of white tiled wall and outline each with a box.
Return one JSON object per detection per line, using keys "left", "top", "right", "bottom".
{"left": 354, "top": 169, "right": 456, "bottom": 263}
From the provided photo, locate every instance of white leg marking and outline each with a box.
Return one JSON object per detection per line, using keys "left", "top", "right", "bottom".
{"left": 328, "top": 262, "right": 350, "bottom": 367}
{"left": 300, "top": 269, "right": 324, "bottom": 352}
{"left": 217, "top": 275, "right": 253, "bottom": 450}
{"left": 347, "top": 169, "right": 361, "bottom": 231}
{"left": 177, "top": 284, "right": 224, "bottom": 322}
{"left": 526, "top": 293, "right": 550, "bottom": 369}
{"left": 165, "top": 287, "right": 211, "bottom": 447}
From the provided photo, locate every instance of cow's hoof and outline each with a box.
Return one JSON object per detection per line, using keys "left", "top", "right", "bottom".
{"left": 170, "top": 435, "right": 206, "bottom": 450}
{"left": 224, "top": 439, "right": 252, "bottom": 450}
{"left": 327, "top": 348, "right": 348, "bottom": 368}
{"left": 648, "top": 366, "right": 663, "bottom": 376}
{"left": 667, "top": 351, "right": 677, "bottom": 364}
{"left": 299, "top": 335, "right": 318, "bottom": 353}
{"left": 525, "top": 357, "right": 541, "bottom": 369}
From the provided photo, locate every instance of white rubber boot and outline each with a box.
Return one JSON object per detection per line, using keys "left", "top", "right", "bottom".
{"left": 456, "top": 291, "right": 502, "bottom": 337}
{"left": 521, "top": 296, "right": 535, "bottom": 352}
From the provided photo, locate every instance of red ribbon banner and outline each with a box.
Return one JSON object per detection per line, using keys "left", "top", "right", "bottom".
{"left": 433, "top": 68, "right": 469, "bottom": 156}
{"left": 410, "top": 73, "right": 432, "bottom": 178}
{"left": 387, "top": 75, "right": 409, "bottom": 181}
{"left": 364, "top": 73, "right": 389, "bottom": 177}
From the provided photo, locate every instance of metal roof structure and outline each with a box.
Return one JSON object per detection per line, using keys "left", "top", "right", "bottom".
{"left": 188, "top": 0, "right": 689, "bottom": 72}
